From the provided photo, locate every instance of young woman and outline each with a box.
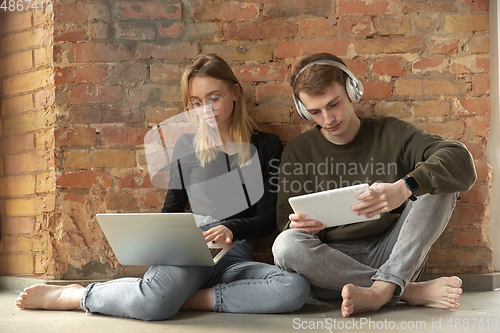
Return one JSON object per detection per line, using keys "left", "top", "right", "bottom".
{"left": 15, "top": 54, "right": 310, "bottom": 320}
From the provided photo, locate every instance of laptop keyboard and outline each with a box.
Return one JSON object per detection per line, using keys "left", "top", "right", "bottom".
{"left": 209, "top": 247, "right": 223, "bottom": 258}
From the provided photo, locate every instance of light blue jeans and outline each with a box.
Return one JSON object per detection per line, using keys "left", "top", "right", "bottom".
{"left": 272, "top": 193, "right": 457, "bottom": 305}
{"left": 80, "top": 222, "right": 310, "bottom": 321}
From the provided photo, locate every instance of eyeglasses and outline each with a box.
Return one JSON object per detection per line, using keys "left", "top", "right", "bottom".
{"left": 186, "top": 90, "right": 230, "bottom": 111}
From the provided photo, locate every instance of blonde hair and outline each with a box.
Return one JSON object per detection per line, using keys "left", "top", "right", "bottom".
{"left": 180, "top": 54, "right": 258, "bottom": 167}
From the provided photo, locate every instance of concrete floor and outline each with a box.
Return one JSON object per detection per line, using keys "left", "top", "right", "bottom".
{"left": 1, "top": 289, "right": 499, "bottom": 333}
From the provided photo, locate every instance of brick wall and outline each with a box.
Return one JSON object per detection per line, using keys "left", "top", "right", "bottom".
{"left": 0, "top": 0, "right": 493, "bottom": 279}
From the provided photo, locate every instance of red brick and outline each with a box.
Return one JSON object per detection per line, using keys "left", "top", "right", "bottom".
{"left": 431, "top": 38, "right": 458, "bottom": 55}
{"left": 451, "top": 56, "right": 490, "bottom": 74}
{"left": 338, "top": 0, "right": 390, "bottom": 15}
{"left": 34, "top": 89, "right": 56, "bottom": 110}
{"left": 113, "top": 63, "right": 148, "bottom": 81}
{"left": 459, "top": 184, "right": 490, "bottom": 204}
{"left": 56, "top": 170, "right": 112, "bottom": 189}
{"left": 69, "top": 105, "right": 142, "bottom": 124}
{"left": 62, "top": 192, "right": 86, "bottom": 204}
{"left": 55, "top": 65, "right": 108, "bottom": 85}
{"left": 259, "top": 124, "right": 305, "bottom": 143}
{"left": 445, "top": 14, "right": 489, "bottom": 32}
{"left": 118, "top": 2, "right": 182, "bottom": 19}
{"left": 414, "top": 100, "right": 450, "bottom": 117}
{"left": 275, "top": 40, "right": 350, "bottom": 59}
{"left": 460, "top": 140, "right": 485, "bottom": 160}
{"left": 298, "top": 19, "right": 334, "bottom": 38}
{"left": 469, "top": 117, "right": 489, "bottom": 138}
{"left": 91, "top": 23, "right": 108, "bottom": 40}
{"left": 355, "top": 36, "right": 422, "bottom": 54}
{"left": 106, "top": 191, "right": 138, "bottom": 211}
{"left": 453, "top": 97, "right": 490, "bottom": 117}
{"left": 414, "top": 120, "right": 465, "bottom": 140}
{"left": 115, "top": 22, "right": 156, "bottom": 41}
{"left": 116, "top": 170, "right": 155, "bottom": 189}
{"left": 469, "top": 33, "right": 490, "bottom": 53}
{"left": 454, "top": 225, "right": 487, "bottom": 247}
{"left": 372, "top": 58, "right": 406, "bottom": 77}
{"left": 68, "top": 85, "right": 121, "bottom": 105}
{"left": 233, "top": 64, "right": 287, "bottom": 82}
{"left": 255, "top": 85, "right": 293, "bottom": 105}
{"left": 412, "top": 58, "right": 448, "bottom": 73}
{"left": 401, "top": 0, "right": 456, "bottom": 13}
{"left": 374, "top": 101, "right": 409, "bottom": 118}
{"left": 376, "top": 17, "right": 411, "bottom": 35}
{"left": 0, "top": 51, "right": 32, "bottom": 78}
{"left": 472, "top": 75, "right": 490, "bottom": 95}
{"left": 160, "top": 23, "right": 186, "bottom": 39}
{"left": 362, "top": 81, "right": 392, "bottom": 99}
{"left": 100, "top": 127, "right": 148, "bottom": 146}
{"left": 343, "top": 59, "right": 369, "bottom": 78}
{"left": 54, "top": 4, "right": 111, "bottom": 22}
{"left": 464, "top": 0, "right": 489, "bottom": 11}
{"left": 0, "top": 134, "right": 35, "bottom": 154}
{"left": 449, "top": 203, "right": 488, "bottom": 226}
{"left": 0, "top": 11, "right": 31, "bottom": 36}
{"left": 72, "top": 43, "right": 134, "bottom": 63}
{"left": 54, "top": 24, "right": 88, "bottom": 42}
{"left": 395, "top": 79, "right": 468, "bottom": 97}
{"left": 145, "top": 106, "right": 179, "bottom": 125}
{"left": 263, "top": 0, "right": 332, "bottom": 17}
{"left": 338, "top": 17, "right": 375, "bottom": 37}
{"left": 202, "top": 42, "right": 274, "bottom": 62}
{"left": 223, "top": 21, "right": 297, "bottom": 40}
{"left": 55, "top": 128, "right": 97, "bottom": 146}
{"left": 0, "top": 216, "right": 35, "bottom": 234}
{"left": 139, "top": 43, "right": 198, "bottom": 60}
{"left": 192, "top": 3, "right": 258, "bottom": 21}
{"left": 150, "top": 64, "right": 181, "bottom": 82}
{"left": 138, "top": 191, "right": 163, "bottom": 210}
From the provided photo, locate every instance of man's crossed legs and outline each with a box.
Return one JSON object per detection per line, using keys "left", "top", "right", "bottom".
{"left": 273, "top": 193, "right": 462, "bottom": 317}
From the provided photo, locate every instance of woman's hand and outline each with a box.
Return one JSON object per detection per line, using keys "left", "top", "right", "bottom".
{"left": 203, "top": 225, "right": 234, "bottom": 244}
{"left": 289, "top": 213, "right": 326, "bottom": 234}
{"left": 352, "top": 180, "right": 412, "bottom": 218}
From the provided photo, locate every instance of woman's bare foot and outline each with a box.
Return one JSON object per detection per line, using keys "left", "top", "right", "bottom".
{"left": 16, "top": 284, "right": 85, "bottom": 310}
{"left": 341, "top": 281, "right": 396, "bottom": 318}
{"left": 402, "top": 276, "right": 462, "bottom": 309}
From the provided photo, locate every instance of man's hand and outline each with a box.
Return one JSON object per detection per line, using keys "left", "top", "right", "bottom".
{"left": 352, "top": 180, "right": 412, "bottom": 218}
{"left": 203, "top": 225, "right": 233, "bottom": 244}
{"left": 289, "top": 213, "right": 326, "bottom": 234}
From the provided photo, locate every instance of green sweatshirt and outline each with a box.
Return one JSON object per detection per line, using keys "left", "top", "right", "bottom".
{"left": 276, "top": 117, "right": 477, "bottom": 242}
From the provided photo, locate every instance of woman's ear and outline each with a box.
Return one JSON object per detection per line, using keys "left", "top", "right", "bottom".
{"left": 232, "top": 83, "right": 241, "bottom": 101}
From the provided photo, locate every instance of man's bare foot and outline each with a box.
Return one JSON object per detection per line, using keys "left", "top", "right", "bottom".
{"left": 341, "top": 281, "right": 396, "bottom": 318}
{"left": 16, "top": 284, "right": 84, "bottom": 310}
{"left": 402, "top": 276, "right": 462, "bottom": 309}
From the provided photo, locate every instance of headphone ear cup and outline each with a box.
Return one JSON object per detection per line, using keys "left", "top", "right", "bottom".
{"left": 346, "top": 77, "right": 363, "bottom": 103}
{"left": 293, "top": 94, "right": 313, "bottom": 120}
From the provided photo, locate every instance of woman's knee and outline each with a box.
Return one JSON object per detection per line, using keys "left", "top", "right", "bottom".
{"left": 277, "top": 272, "right": 311, "bottom": 312}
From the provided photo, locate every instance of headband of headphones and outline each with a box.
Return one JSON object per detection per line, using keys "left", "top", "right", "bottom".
{"left": 292, "top": 60, "right": 364, "bottom": 120}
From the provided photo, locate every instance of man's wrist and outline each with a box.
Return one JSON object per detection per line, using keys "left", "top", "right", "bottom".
{"left": 402, "top": 176, "right": 419, "bottom": 201}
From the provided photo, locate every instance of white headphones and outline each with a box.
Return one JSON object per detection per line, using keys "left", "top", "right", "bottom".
{"left": 292, "top": 60, "right": 364, "bottom": 120}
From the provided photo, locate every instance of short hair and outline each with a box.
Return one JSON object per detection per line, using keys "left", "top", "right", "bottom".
{"left": 291, "top": 53, "right": 349, "bottom": 98}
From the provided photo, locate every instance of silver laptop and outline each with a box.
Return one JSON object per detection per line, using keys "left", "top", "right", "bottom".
{"left": 96, "top": 213, "right": 235, "bottom": 266}
{"left": 288, "top": 183, "right": 381, "bottom": 228}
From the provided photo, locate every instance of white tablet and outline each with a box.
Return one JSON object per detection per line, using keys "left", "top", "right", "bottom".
{"left": 288, "top": 183, "right": 380, "bottom": 228}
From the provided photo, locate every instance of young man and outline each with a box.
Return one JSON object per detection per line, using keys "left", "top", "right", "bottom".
{"left": 272, "top": 53, "right": 477, "bottom": 318}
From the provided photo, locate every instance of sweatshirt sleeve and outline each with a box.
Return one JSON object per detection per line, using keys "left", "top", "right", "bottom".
{"left": 397, "top": 120, "right": 477, "bottom": 195}
{"left": 221, "top": 133, "right": 283, "bottom": 240}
